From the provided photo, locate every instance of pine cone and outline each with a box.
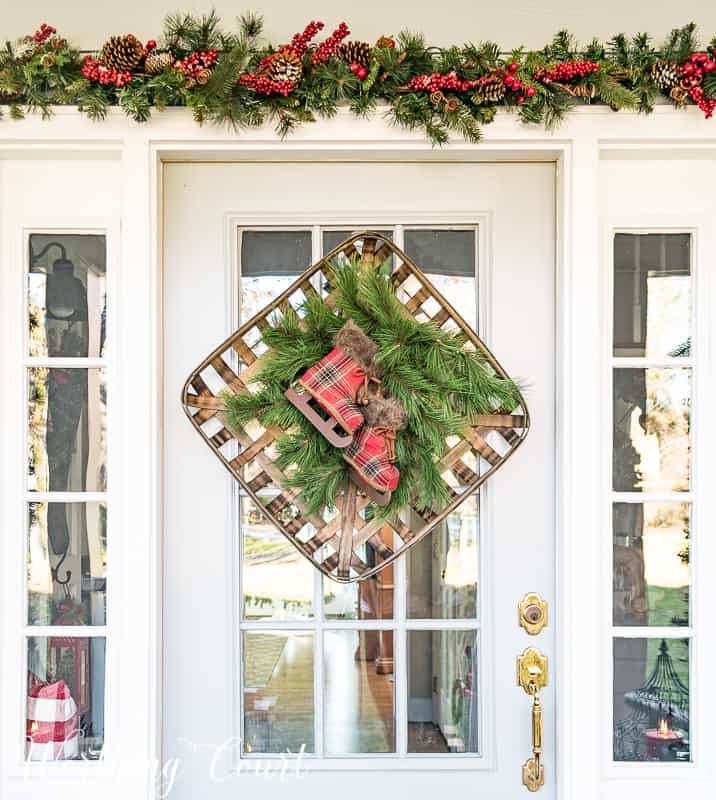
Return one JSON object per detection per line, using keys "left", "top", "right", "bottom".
{"left": 0, "top": 69, "right": 21, "bottom": 99}
{"left": 13, "top": 36, "right": 37, "bottom": 64}
{"left": 100, "top": 34, "right": 144, "bottom": 72}
{"left": 474, "top": 74, "right": 506, "bottom": 103}
{"left": 260, "top": 50, "right": 303, "bottom": 83}
{"left": 336, "top": 41, "right": 372, "bottom": 68}
{"left": 651, "top": 60, "right": 680, "bottom": 90}
{"left": 144, "top": 50, "right": 173, "bottom": 76}
{"left": 195, "top": 68, "right": 212, "bottom": 86}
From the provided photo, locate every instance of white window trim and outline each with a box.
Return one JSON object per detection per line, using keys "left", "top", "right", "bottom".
{"left": 228, "top": 213, "right": 491, "bottom": 770}
{"left": 599, "top": 213, "right": 716, "bottom": 782}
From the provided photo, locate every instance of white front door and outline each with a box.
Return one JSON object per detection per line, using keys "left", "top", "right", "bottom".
{"left": 162, "top": 161, "right": 555, "bottom": 798}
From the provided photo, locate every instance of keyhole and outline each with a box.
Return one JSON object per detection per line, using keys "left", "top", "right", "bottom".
{"left": 525, "top": 605, "right": 543, "bottom": 624}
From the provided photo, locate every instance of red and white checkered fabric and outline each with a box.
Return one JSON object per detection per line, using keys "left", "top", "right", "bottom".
{"left": 26, "top": 679, "right": 79, "bottom": 761}
{"left": 299, "top": 346, "right": 367, "bottom": 433}
{"left": 344, "top": 426, "right": 400, "bottom": 492}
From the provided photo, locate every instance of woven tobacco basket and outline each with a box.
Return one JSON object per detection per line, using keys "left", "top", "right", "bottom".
{"left": 181, "top": 231, "right": 529, "bottom": 583}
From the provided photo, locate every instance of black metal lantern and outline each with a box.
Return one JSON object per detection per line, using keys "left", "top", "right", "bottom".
{"left": 614, "top": 639, "right": 689, "bottom": 761}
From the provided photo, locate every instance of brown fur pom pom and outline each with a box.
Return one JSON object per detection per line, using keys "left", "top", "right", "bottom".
{"left": 334, "top": 320, "right": 380, "bottom": 374}
{"left": 364, "top": 395, "right": 407, "bottom": 430}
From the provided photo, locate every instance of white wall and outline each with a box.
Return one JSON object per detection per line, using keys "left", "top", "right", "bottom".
{"left": 3, "top": 1, "right": 716, "bottom": 53}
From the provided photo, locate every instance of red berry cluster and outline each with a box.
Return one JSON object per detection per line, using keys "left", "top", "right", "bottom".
{"left": 501, "top": 62, "right": 536, "bottom": 102}
{"left": 82, "top": 54, "right": 132, "bottom": 87}
{"left": 34, "top": 23, "right": 56, "bottom": 45}
{"left": 311, "top": 22, "right": 350, "bottom": 64}
{"left": 288, "top": 21, "right": 325, "bottom": 57}
{"left": 406, "top": 71, "right": 482, "bottom": 92}
{"left": 349, "top": 62, "right": 369, "bottom": 80}
{"left": 174, "top": 48, "right": 218, "bottom": 79}
{"left": 533, "top": 60, "right": 600, "bottom": 84}
{"left": 681, "top": 52, "right": 716, "bottom": 119}
{"left": 238, "top": 73, "right": 295, "bottom": 97}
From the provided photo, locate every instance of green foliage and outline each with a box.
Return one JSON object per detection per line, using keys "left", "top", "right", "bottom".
{"left": 1, "top": 16, "right": 715, "bottom": 142}
{"left": 222, "top": 258, "right": 523, "bottom": 518}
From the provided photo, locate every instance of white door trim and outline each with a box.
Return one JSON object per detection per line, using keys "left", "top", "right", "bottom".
{"left": 0, "top": 107, "right": 715, "bottom": 800}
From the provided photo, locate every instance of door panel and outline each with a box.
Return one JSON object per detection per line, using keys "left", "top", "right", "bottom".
{"left": 163, "top": 162, "right": 555, "bottom": 797}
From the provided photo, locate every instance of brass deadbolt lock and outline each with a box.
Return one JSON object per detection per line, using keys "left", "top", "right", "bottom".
{"left": 518, "top": 592, "right": 548, "bottom": 635}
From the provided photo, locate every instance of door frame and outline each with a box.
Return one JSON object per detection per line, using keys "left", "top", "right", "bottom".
{"left": 2, "top": 106, "right": 715, "bottom": 800}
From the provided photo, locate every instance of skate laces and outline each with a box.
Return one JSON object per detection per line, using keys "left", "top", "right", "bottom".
{"left": 355, "top": 369, "right": 381, "bottom": 406}
{"left": 372, "top": 426, "right": 397, "bottom": 461}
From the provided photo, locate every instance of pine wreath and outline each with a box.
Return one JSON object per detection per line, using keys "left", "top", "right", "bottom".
{"left": 222, "top": 257, "right": 522, "bottom": 518}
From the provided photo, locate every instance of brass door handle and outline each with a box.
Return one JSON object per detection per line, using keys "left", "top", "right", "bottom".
{"left": 517, "top": 647, "right": 548, "bottom": 792}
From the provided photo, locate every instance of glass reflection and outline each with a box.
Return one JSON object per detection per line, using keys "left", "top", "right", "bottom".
{"left": 405, "top": 230, "right": 477, "bottom": 330}
{"left": 613, "top": 233, "right": 691, "bottom": 359}
{"left": 240, "top": 230, "right": 310, "bottom": 322}
{"left": 28, "top": 503, "right": 107, "bottom": 626}
{"left": 323, "top": 630, "right": 395, "bottom": 753}
{"left": 28, "top": 234, "right": 107, "bottom": 359}
{"left": 243, "top": 631, "right": 314, "bottom": 754}
{"left": 28, "top": 368, "right": 107, "bottom": 492}
{"left": 408, "top": 495, "right": 478, "bottom": 619}
{"left": 613, "top": 637, "right": 690, "bottom": 762}
{"left": 241, "top": 498, "right": 313, "bottom": 621}
{"left": 613, "top": 503, "right": 689, "bottom": 627}
{"left": 26, "top": 636, "right": 105, "bottom": 760}
{"left": 324, "top": 537, "right": 393, "bottom": 621}
{"left": 408, "top": 630, "right": 479, "bottom": 753}
{"left": 612, "top": 368, "right": 690, "bottom": 493}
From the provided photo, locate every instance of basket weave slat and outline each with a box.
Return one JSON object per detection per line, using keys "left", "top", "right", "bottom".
{"left": 182, "top": 231, "right": 530, "bottom": 583}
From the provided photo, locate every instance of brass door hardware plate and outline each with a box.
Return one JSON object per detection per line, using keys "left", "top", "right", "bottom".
{"left": 517, "top": 647, "right": 548, "bottom": 791}
{"left": 518, "top": 592, "right": 548, "bottom": 635}
{"left": 517, "top": 647, "right": 548, "bottom": 693}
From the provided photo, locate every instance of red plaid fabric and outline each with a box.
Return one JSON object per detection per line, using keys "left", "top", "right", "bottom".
{"left": 299, "top": 346, "right": 367, "bottom": 433}
{"left": 344, "top": 426, "right": 400, "bottom": 492}
{"left": 26, "top": 679, "right": 79, "bottom": 761}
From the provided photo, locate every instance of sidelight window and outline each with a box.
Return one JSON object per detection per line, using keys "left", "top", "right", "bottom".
{"left": 610, "top": 232, "right": 693, "bottom": 763}
{"left": 24, "top": 233, "right": 108, "bottom": 762}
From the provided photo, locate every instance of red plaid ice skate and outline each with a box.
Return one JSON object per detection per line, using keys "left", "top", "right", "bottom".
{"left": 298, "top": 346, "right": 375, "bottom": 434}
{"left": 344, "top": 425, "right": 400, "bottom": 493}
{"left": 26, "top": 679, "right": 79, "bottom": 761}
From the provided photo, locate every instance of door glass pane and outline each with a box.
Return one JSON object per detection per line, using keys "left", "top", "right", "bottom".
{"left": 612, "top": 368, "right": 690, "bottom": 493}
{"left": 241, "top": 497, "right": 314, "bottom": 621}
{"left": 28, "top": 234, "right": 107, "bottom": 358}
{"left": 613, "top": 503, "right": 689, "bottom": 627}
{"left": 28, "top": 368, "right": 107, "bottom": 492}
{"left": 242, "top": 631, "right": 314, "bottom": 754}
{"left": 407, "top": 495, "right": 479, "bottom": 619}
{"left": 404, "top": 229, "right": 477, "bottom": 329}
{"left": 26, "top": 636, "right": 105, "bottom": 760}
{"left": 322, "top": 229, "right": 393, "bottom": 256}
{"left": 323, "top": 629, "right": 395, "bottom": 754}
{"left": 408, "top": 629, "right": 479, "bottom": 753}
{"left": 239, "top": 230, "right": 311, "bottom": 322}
{"left": 28, "top": 502, "right": 107, "bottom": 626}
{"left": 613, "top": 637, "right": 690, "bottom": 762}
{"left": 613, "top": 234, "right": 691, "bottom": 358}
{"left": 324, "top": 539, "right": 394, "bottom": 621}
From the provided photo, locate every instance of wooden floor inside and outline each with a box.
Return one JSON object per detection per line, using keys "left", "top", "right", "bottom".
{"left": 243, "top": 630, "right": 448, "bottom": 754}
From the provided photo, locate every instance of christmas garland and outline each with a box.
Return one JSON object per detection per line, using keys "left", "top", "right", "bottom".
{"left": 1, "top": 14, "right": 716, "bottom": 144}
{"left": 221, "top": 259, "right": 522, "bottom": 516}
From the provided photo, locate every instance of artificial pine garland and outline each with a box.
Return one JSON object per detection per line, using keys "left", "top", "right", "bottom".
{"left": 221, "top": 259, "right": 522, "bottom": 517}
{"left": 1, "top": 15, "right": 716, "bottom": 141}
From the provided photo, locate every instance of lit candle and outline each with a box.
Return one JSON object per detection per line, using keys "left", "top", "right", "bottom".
{"left": 644, "top": 719, "right": 684, "bottom": 760}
